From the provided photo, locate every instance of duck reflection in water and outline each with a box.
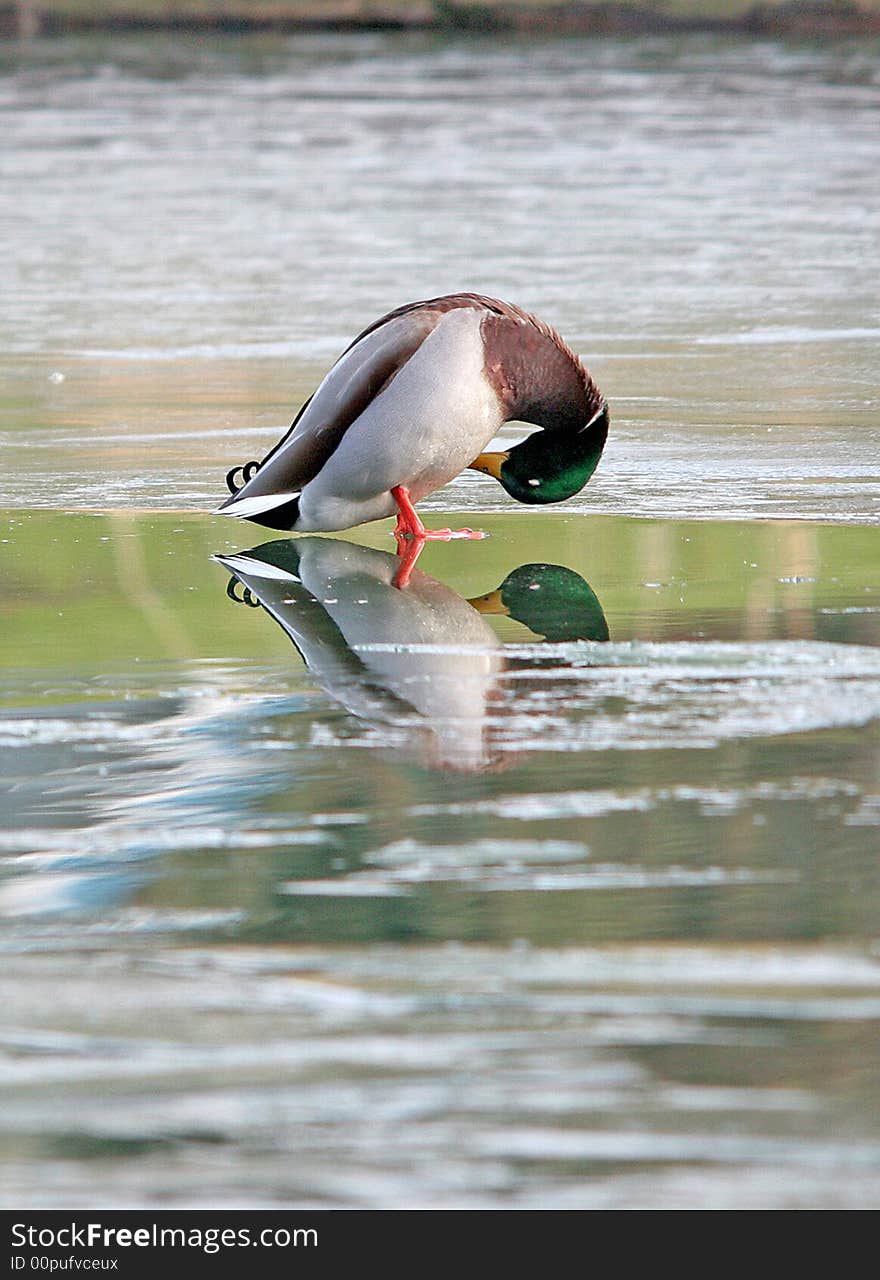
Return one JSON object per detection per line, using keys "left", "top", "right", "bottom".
{"left": 215, "top": 538, "right": 607, "bottom": 771}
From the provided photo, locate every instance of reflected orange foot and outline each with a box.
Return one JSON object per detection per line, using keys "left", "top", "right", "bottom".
{"left": 392, "top": 533, "right": 425, "bottom": 590}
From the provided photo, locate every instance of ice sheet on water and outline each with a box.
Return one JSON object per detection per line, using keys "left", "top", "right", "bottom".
{"left": 316, "top": 639, "right": 880, "bottom": 753}
{"left": 696, "top": 326, "right": 880, "bottom": 345}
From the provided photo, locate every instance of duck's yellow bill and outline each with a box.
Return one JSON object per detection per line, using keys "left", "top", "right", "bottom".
{"left": 467, "top": 451, "right": 509, "bottom": 481}
{"left": 467, "top": 589, "right": 509, "bottom": 616}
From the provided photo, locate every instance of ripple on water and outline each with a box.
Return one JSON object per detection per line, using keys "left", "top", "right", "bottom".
{"left": 2, "top": 942, "right": 880, "bottom": 1207}
{"left": 3, "top": 31, "right": 880, "bottom": 1210}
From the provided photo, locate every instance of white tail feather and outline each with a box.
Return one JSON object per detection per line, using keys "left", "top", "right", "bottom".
{"left": 214, "top": 490, "right": 300, "bottom": 518}
{"left": 213, "top": 554, "right": 301, "bottom": 583}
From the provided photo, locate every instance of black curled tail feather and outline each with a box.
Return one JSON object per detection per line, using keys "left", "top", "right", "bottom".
{"left": 226, "top": 578, "right": 260, "bottom": 607}
{"left": 225, "top": 459, "right": 261, "bottom": 496}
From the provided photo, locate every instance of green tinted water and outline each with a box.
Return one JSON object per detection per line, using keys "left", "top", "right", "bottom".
{"left": 3, "top": 508, "right": 880, "bottom": 1208}
{"left": 2, "top": 31, "right": 879, "bottom": 1208}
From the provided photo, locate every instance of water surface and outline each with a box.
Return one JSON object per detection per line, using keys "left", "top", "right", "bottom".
{"left": 3, "top": 509, "right": 880, "bottom": 1206}
{"left": 2, "top": 31, "right": 878, "bottom": 520}
{"left": 1, "top": 31, "right": 879, "bottom": 1209}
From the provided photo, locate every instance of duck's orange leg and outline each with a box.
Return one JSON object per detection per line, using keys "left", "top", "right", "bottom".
{"left": 391, "top": 485, "right": 487, "bottom": 551}
{"left": 391, "top": 485, "right": 428, "bottom": 540}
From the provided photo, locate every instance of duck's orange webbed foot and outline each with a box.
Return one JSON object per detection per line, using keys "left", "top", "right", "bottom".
{"left": 390, "top": 485, "right": 487, "bottom": 555}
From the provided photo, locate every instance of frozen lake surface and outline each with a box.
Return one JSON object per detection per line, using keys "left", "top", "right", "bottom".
{"left": 1, "top": 30, "right": 879, "bottom": 1207}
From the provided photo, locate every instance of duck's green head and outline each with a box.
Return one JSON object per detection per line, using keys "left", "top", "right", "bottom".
{"left": 470, "top": 562, "right": 609, "bottom": 643}
{"left": 471, "top": 402, "right": 609, "bottom": 506}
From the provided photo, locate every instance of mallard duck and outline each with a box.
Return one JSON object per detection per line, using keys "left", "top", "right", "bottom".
{"left": 216, "top": 293, "right": 609, "bottom": 536}
{"left": 216, "top": 537, "right": 608, "bottom": 770}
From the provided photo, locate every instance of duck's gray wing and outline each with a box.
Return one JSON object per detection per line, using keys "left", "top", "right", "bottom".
{"left": 217, "top": 299, "right": 489, "bottom": 520}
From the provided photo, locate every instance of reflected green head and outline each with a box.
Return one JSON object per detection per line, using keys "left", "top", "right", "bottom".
{"left": 500, "top": 563, "right": 609, "bottom": 643}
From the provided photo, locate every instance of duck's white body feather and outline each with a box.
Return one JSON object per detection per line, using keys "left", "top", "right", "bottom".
{"left": 297, "top": 309, "right": 502, "bottom": 531}
{"left": 219, "top": 306, "right": 503, "bottom": 531}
